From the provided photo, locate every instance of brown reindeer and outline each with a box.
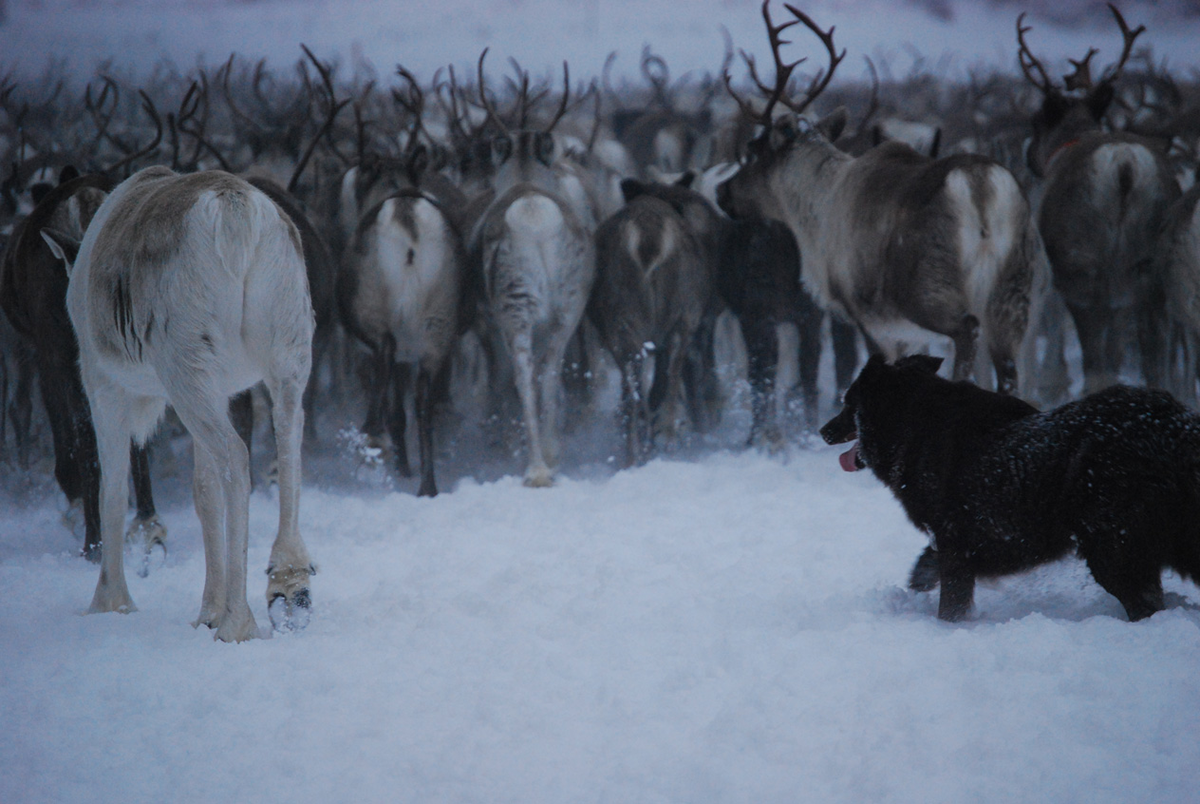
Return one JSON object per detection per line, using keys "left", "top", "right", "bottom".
{"left": 717, "top": 1, "right": 1042, "bottom": 394}
{"left": 2, "top": 94, "right": 168, "bottom": 566}
{"left": 1017, "top": 5, "right": 1180, "bottom": 394}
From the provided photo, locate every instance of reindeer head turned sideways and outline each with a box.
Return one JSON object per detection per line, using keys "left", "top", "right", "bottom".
{"left": 715, "top": 1, "right": 844, "bottom": 220}
{"left": 1017, "top": 4, "right": 1145, "bottom": 176}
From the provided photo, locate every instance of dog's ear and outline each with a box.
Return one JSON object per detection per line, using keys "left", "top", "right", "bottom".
{"left": 895, "top": 354, "right": 944, "bottom": 375}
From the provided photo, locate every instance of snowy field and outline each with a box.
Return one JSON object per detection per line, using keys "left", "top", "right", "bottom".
{"left": 3, "top": 396, "right": 1200, "bottom": 803}
{"left": 3, "top": 0, "right": 1200, "bottom": 802}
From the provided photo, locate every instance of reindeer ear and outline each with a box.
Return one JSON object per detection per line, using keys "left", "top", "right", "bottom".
{"left": 59, "top": 165, "right": 80, "bottom": 185}
{"left": 30, "top": 183, "right": 53, "bottom": 206}
{"left": 1087, "top": 81, "right": 1116, "bottom": 121}
{"left": 40, "top": 228, "right": 81, "bottom": 273}
{"left": 407, "top": 144, "right": 430, "bottom": 184}
{"left": 816, "top": 107, "right": 849, "bottom": 143}
{"left": 535, "top": 132, "right": 556, "bottom": 166}
{"left": 620, "top": 178, "right": 645, "bottom": 203}
{"left": 492, "top": 135, "right": 513, "bottom": 165}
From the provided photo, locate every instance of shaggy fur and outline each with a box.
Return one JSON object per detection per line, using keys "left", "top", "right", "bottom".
{"left": 821, "top": 355, "right": 1200, "bottom": 621}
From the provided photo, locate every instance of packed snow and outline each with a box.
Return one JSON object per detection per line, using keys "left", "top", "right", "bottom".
{"left": 3, "top": 1, "right": 1200, "bottom": 802}
{"left": 4, "top": 402, "right": 1200, "bottom": 803}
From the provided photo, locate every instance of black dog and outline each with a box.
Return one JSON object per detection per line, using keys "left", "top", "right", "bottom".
{"left": 821, "top": 354, "right": 1200, "bottom": 621}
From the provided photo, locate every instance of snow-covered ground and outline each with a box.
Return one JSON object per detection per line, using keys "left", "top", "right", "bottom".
{"left": 2, "top": 404, "right": 1199, "bottom": 803}
{"left": 3, "top": 1, "right": 1200, "bottom": 802}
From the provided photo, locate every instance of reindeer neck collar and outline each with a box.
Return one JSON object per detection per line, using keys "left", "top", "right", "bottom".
{"left": 1047, "top": 137, "right": 1081, "bottom": 168}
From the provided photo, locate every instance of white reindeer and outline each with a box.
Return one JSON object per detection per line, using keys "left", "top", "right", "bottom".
{"left": 45, "top": 166, "right": 315, "bottom": 642}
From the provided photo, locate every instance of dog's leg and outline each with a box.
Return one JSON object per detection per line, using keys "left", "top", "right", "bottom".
{"left": 936, "top": 551, "right": 975, "bottom": 621}
{"left": 908, "top": 545, "right": 940, "bottom": 592}
{"left": 1087, "top": 559, "right": 1164, "bottom": 621}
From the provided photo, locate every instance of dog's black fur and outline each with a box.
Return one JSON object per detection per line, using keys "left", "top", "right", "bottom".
{"left": 821, "top": 354, "right": 1200, "bottom": 621}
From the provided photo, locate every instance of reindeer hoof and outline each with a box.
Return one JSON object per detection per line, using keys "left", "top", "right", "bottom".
{"left": 268, "top": 589, "right": 311, "bottom": 633}
{"left": 81, "top": 542, "right": 102, "bottom": 564}
{"left": 267, "top": 563, "right": 315, "bottom": 633}
{"left": 128, "top": 515, "right": 168, "bottom": 578}
{"left": 214, "top": 610, "right": 259, "bottom": 643}
{"left": 523, "top": 469, "right": 554, "bottom": 488}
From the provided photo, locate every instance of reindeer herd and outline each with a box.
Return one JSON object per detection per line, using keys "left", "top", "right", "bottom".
{"left": 1, "top": 2, "right": 1198, "bottom": 640}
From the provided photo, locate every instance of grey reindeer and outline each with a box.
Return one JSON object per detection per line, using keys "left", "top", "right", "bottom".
{"left": 717, "top": 1, "right": 1043, "bottom": 395}
{"left": 468, "top": 53, "right": 596, "bottom": 487}
{"left": 1017, "top": 5, "right": 1180, "bottom": 395}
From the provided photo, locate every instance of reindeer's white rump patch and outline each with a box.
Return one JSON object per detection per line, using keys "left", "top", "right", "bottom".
{"left": 947, "top": 165, "right": 1022, "bottom": 319}
{"left": 373, "top": 197, "right": 452, "bottom": 360}
{"left": 1089, "top": 142, "right": 1162, "bottom": 209}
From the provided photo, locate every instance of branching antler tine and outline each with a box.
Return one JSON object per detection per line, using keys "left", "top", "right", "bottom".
{"left": 641, "top": 46, "right": 671, "bottom": 106}
{"left": 301, "top": 43, "right": 337, "bottom": 105}
{"left": 723, "top": 69, "right": 763, "bottom": 123}
{"left": 855, "top": 55, "right": 881, "bottom": 138}
{"left": 782, "top": 4, "right": 845, "bottom": 114}
{"left": 601, "top": 51, "right": 619, "bottom": 102}
{"left": 394, "top": 65, "right": 424, "bottom": 115}
{"left": 1104, "top": 2, "right": 1145, "bottom": 82}
{"left": 697, "top": 26, "right": 737, "bottom": 108}
{"left": 107, "top": 89, "right": 164, "bottom": 177}
{"left": 393, "top": 65, "right": 432, "bottom": 154}
{"left": 252, "top": 58, "right": 271, "bottom": 110}
{"left": 731, "top": 0, "right": 804, "bottom": 124}
{"left": 221, "top": 53, "right": 263, "bottom": 133}
{"left": 86, "top": 76, "right": 127, "bottom": 153}
{"left": 1016, "top": 12, "right": 1055, "bottom": 94}
{"left": 584, "top": 79, "right": 603, "bottom": 152}
{"left": 176, "top": 77, "right": 232, "bottom": 172}
{"left": 544, "top": 61, "right": 571, "bottom": 134}
{"left": 1064, "top": 48, "right": 1098, "bottom": 92}
{"left": 288, "top": 45, "right": 349, "bottom": 194}
{"left": 433, "top": 66, "right": 469, "bottom": 144}
{"left": 476, "top": 48, "right": 510, "bottom": 136}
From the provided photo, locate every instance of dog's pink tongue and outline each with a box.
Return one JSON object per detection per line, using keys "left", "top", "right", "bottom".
{"left": 839, "top": 442, "right": 860, "bottom": 472}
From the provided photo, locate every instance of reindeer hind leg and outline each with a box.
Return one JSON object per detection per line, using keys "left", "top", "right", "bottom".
{"left": 170, "top": 379, "right": 258, "bottom": 642}
{"left": 87, "top": 381, "right": 139, "bottom": 614}
{"left": 264, "top": 370, "right": 315, "bottom": 632}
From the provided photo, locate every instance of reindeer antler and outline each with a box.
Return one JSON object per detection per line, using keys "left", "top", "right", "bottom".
{"left": 781, "top": 4, "right": 845, "bottom": 115}
{"left": 105, "top": 90, "right": 163, "bottom": 177}
{"left": 1019, "top": 5, "right": 1146, "bottom": 96}
{"left": 725, "top": 0, "right": 803, "bottom": 124}
{"left": 394, "top": 64, "right": 434, "bottom": 155}
{"left": 724, "top": 1, "right": 843, "bottom": 124}
{"left": 1100, "top": 2, "right": 1145, "bottom": 84}
{"left": 1016, "top": 12, "right": 1055, "bottom": 94}
{"left": 84, "top": 76, "right": 121, "bottom": 153}
{"left": 288, "top": 44, "right": 350, "bottom": 194}
{"left": 543, "top": 61, "right": 572, "bottom": 134}
{"left": 641, "top": 46, "right": 672, "bottom": 109}
{"left": 173, "top": 73, "right": 233, "bottom": 172}
{"left": 476, "top": 48, "right": 511, "bottom": 137}
{"left": 1064, "top": 48, "right": 1099, "bottom": 92}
